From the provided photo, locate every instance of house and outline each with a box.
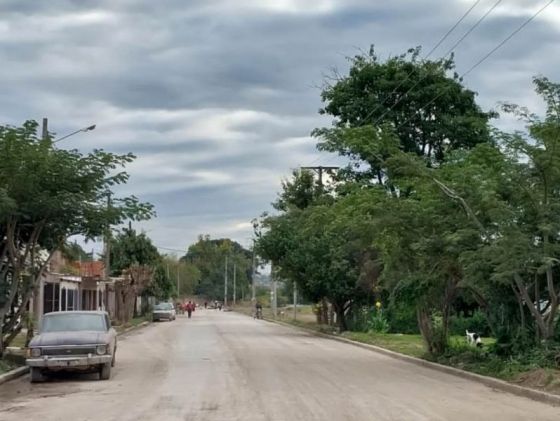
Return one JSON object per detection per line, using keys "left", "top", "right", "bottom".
{"left": 32, "top": 251, "right": 82, "bottom": 319}
{"left": 31, "top": 251, "right": 117, "bottom": 323}
{"left": 77, "top": 260, "right": 109, "bottom": 312}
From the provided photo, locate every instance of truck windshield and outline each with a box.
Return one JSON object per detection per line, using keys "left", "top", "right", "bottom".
{"left": 42, "top": 313, "right": 106, "bottom": 332}
{"left": 154, "top": 303, "right": 173, "bottom": 310}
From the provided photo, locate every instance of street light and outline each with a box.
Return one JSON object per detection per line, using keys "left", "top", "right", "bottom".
{"left": 53, "top": 124, "right": 96, "bottom": 143}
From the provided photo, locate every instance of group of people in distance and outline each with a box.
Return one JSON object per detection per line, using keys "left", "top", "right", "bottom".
{"left": 176, "top": 300, "right": 196, "bottom": 318}
{"left": 175, "top": 300, "right": 227, "bottom": 318}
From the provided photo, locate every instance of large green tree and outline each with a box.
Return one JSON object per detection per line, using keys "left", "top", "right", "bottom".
{"left": 313, "top": 46, "right": 494, "bottom": 183}
{"left": 0, "top": 121, "right": 153, "bottom": 351}
{"left": 110, "top": 228, "right": 179, "bottom": 302}
{"left": 183, "top": 236, "right": 252, "bottom": 302}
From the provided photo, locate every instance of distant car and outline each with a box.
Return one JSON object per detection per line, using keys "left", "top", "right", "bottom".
{"left": 26, "top": 311, "right": 117, "bottom": 383}
{"left": 152, "top": 302, "right": 176, "bottom": 322}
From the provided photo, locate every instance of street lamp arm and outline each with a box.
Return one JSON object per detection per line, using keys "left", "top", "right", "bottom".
{"left": 53, "top": 124, "right": 96, "bottom": 143}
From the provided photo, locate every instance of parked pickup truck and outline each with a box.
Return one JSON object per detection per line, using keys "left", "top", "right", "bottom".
{"left": 26, "top": 311, "right": 117, "bottom": 382}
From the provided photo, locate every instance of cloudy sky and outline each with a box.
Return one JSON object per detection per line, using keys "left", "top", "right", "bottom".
{"left": 1, "top": 0, "right": 559, "bottom": 255}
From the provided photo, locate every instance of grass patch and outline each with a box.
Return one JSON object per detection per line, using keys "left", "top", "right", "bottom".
{"left": 0, "top": 359, "right": 17, "bottom": 374}
{"left": 114, "top": 315, "right": 151, "bottom": 333}
{"left": 9, "top": 332, "right": 27, "bottom": 348}
{"left": 343, "top": 332, "right": 426, "bottom": 358}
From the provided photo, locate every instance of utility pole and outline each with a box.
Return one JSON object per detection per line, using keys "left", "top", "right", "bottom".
{"left": 300, "top": 166, "right": 339, "bottom": 192}
{"left": 103, "top": 194, "right": 112, "bottom": 280}
{"left": 176, "top": 264, "right": 180, "bottom": 299}
{"left": 224, "top": 255, "right": 228, "bottom": 307}
{"left": 271, "top": 263, "right": 277, "bottom": 318}
{"left": 233, "top": 263, "right": 237, "bottom": 306}
{"left": 293, "top": 281, "right": 297, "bottom": 320}
{"left": 42, "top": 118, "right": 48, "bottom": 141}
{"left": 251, "top": 240, "right": 256, "bottom": 303}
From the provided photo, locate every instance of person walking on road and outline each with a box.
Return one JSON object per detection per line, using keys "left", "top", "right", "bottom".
{"left": 186, "top": 301, "right": 193, "bottom": 318}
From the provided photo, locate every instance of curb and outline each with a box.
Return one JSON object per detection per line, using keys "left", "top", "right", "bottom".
{"left": 117, "top": 320, "right": 150, "bottom": 336}
{"left": 265, "top": 317, "right": 560, "bottom": 407}
{"left": 0, "top": 366, "right": 29, "bottom": 386}
{"left": 0, "top": 321, "right": 152, "bottom": 386}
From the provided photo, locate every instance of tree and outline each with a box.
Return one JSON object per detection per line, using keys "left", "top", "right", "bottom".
{"left": 257, "top": 183, "right": 381, "bottom": 330}
{"left": 0, "top": 121, "right": 153, "bottom": 352}
{"left": 182, "top": 236, "right": 252, "bottom": 301}
{"left": 313, "top": 46, "right": 494, "bottom": 183}
{"left": 110, "top": 228, "right": 176, "bottom": 319}
{"left": 110, "top": 228, "right": 160, "bottom": 276}
{"left": 160, "top": 256, "right": 201, "bottom": 299}
{"left": 464, "top": 77, "right": 560, "bottom": 342}
{"left": 273, "top": 169, "right": 326, "bottom": 211}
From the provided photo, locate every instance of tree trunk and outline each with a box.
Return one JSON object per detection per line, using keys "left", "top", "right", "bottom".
{"left": 511, "top": 284, "right": 526, "bottom": 333}
{"left": 544, "top": 266, "right": 558, "bottom": 340}
{"left": 417, "top": 306, "right": 434, "bottom": 355}
{"left": 321, "top": 298, "right": 328, "bottom": 325}
{"left": 514, "top": 273, "right": 548, "bottom": 339}
{"left": 328, "top": 303, "right": 335, "bottom": 327}
{"left": 333, "top": 302, "right": 348, "bottom": 332}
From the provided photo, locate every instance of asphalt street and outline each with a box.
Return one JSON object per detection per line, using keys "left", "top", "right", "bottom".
{"left": 0, "top": 310, "right": 558, "bottom": 421}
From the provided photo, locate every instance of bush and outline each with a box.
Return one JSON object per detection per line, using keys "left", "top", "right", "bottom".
{"left": 347, "top": 306, "right": 370, "bottom": 332}
{"left": 386, "top": 302, "right": 418, "bottom": 334}
{"left": 449, "top": 309, "right": 491, "bottom": 337}
{"left": 368, "top": 309, "right": 390, "bottom": 333}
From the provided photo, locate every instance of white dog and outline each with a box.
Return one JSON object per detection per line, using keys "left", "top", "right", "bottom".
{"left": 466, "top": 330, "right": 483, "bottom": 347}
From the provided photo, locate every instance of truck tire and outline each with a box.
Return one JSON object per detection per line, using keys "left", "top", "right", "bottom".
{"left": 99, "top": 362, "right": 111, "bottom": 380}
{"left": 30, "top": 367, "right": 45, "bottom": 383}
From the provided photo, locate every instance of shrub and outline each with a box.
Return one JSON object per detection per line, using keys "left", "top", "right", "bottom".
{"left": 449, "top": 309, "right": 491, "bottom": 337}
{"left": 368, "top": 309, "right": 390, "bottom": 333}
{"left": 386, "top": 302, "right": 418, "bottom": 334}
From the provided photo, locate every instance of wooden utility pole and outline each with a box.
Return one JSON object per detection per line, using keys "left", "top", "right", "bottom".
{"left": 293, "top": 281, "right": 297, "bottom": 320}
{"left": 271, "top": 263, "right": 277, "bottom": 318}
{"left": 224, "top": 255, "right": 228, "bottom": 307}
{"left": 233, "top": 263, "right": 237, "bottom": 306}
{"left": 176, "top": 265, "right": 180, "bottom": 299}
{"left": 251, "top": 240, "right": 256, "bottom": 303}
{"left": 300, "top": 166, "right": 339, "bottom": 190}
{"left": 103, "top": 194, "right": 112, "bottom": 280}
{"left": 42, "top": 118, "right": 48, "bottom": 141}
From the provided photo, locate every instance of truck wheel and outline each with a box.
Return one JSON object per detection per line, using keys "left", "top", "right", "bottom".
{"left": 111, "top": 350, "right": 116, "bottom": 367}
{"left": 99, "top": 363, "right": 112, "bottom": 380}
{"left": 30, "top": 367, "right": 45, "bottom": 383}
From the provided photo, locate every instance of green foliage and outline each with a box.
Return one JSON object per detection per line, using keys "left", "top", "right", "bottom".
{"left": 183, "top": 235, "right": 252, "bottom": 301}
{"left": 259, "top": 44, "right": 560, "bottom": 361}
{"left": 315, "top": 46, "right": 494, "bottom": 181}
{"left": 61, "top": 241, "right": 92, "bottom": 262}
{"left": 110, "top": 228, "right": 160, "bottom": 276}
{"left": 0, "top": 120, "right": 153, "bottom": 350}
{"left": 449, "top": 310, "right": 491, "bottom": 337}
{"left": 367, "top": 309, "right": 389, "bottom": 333}
{"left": 386, "top": 301, "right": 418, "bottom": 334}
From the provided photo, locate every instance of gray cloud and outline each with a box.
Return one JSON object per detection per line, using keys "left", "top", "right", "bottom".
{"left": 1, "top": 0, "right": 559, "bottom": 252}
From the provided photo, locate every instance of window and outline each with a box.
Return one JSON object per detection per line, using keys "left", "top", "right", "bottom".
{"left": 43, "top": 282, "right": 60, "bottom": 313}
{"left": 67, "top": 288, "right": 75, "bottom": 311}
{"left": 42, "top": 313, "right": 106, "bottom": 332}
{"left": 61, "top": 287, "right": 67, "bottom": 310}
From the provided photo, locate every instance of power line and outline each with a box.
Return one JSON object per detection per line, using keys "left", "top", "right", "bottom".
{"left": 155, "top": 245, "right": 186, "bottom": 253}
{"left": 398, "top": 0, "right": 555, "bottom": 130}
{"left": 304, "top": 0, "right": 483, "bottom": 168}
{"left": 425, "top": 0, "right": 483, "bottom": 59}
{"left": 365, "top": 0, "right": 503, "bottom": 130}
{"left": 318, "top": 0, "right": 554, "bottom": 168}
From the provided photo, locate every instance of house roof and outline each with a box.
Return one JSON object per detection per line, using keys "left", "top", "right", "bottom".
{"left": 76, "top": 261, "right": 105, "bottom": 278}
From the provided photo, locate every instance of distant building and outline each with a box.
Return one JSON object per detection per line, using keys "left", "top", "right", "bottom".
{"left": 31, "top": 251, "right": 117, "bottom": 323}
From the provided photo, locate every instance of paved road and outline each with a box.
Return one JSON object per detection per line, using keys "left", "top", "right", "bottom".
{"left": 0, "top": 311, "right": 559, "bottom": 421}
